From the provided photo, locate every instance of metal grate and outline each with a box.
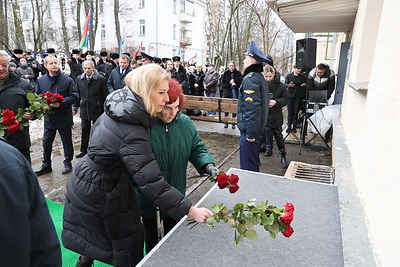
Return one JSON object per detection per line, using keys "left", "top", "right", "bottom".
{"left": 284, "top": 161, "right": 335, "bottom": 184}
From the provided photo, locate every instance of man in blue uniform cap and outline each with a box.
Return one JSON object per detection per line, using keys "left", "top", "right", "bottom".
{"left": 237, "top": 41, "right": 271, "bottom": 172}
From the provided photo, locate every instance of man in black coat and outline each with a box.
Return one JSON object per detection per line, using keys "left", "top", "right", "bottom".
{"left": 107, "top": 54, "right": 132, "bottom": 93}
{"left": 35, "top": 55, "right": 79, "bottom": 176}
{"left": 68, "top": 49, "right": 83, "bottom": 82}
{"left": 0, "top": 50, "right": 35, "bottom": 163}
{"left": 73, "top": 60, "right": 108, "bottom": 158}
{"left": 221, "top": 61, "right": 242, "bottom": 128}
{"left": 0, "top": 138, "right": 61, "bottom": 266}
{"left": 171, "top": 56, "right": 188, "bottom": 93}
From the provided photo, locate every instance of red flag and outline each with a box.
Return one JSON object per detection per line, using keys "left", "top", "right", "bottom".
{"left": 132, "top": 41, "right": 143, "bottom": 59}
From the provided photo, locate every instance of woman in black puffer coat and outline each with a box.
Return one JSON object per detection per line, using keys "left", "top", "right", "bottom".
{"left": 261, "top": 65, "right": 289, "bottom": 169}
{"left": 62, "top": 64, "right": 213, "bottom": 267}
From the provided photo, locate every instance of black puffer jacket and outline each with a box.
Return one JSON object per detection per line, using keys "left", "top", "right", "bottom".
{"left": 62, "top": 87, "right": 192, "bottom": 267}
{"left": 267, "top": 74, "right": 288, "bottom": 128}
{"left": 0, "top": 72, "right": 34, "bottom": 150}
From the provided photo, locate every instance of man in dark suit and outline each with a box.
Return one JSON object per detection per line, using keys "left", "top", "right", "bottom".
{"left": 73, "top": 60, "right": 108, "bottom": 158}
{"left": 35, "top": 55, "right": 79, "bottom": 175}
{"left": 107, "top": 54, "right": 132, "bottom": 93}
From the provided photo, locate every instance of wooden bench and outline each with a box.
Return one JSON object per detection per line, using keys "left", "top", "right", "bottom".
{"left": 184, "top": 95, "right": 238, "bottom": 124}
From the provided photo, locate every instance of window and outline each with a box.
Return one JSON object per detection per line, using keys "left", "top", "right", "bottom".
{"left": 173, "top": 24, "right": 176, "bottom": 39}
{"left": 99, "top": 0, "right": 104, "bottom": 13}
{"left": 139, "top": 19, "right": 145, "bottom": 36}
{"left": 101, "top": 24, "right": 106, "bottom": 38}
{"left": 180, "top": 0, "right": 185, "bottom": 13}
{"left": 72, "top": 26, "right": 78, "bottom": 40}
{"left": 70, "top": 2, "right": 76, "bottom": 14}
{"left": 47, "top": 9, "right": 52, "bottom": 19}
{"left": 25, "top": 30, "right": 31, "bottom": 42}
{"left": 22, "top": 7, "right": 29, "bottom": 20}
{"left": 139, "top": 0, "right": 145, "bottom": 8}
{"left": 185, "top": 0, "right": 194, "bottom": 15}
{"left": 63, "top": 3, "right": 68, "bottom": 17}
{"left": 173, "top": 0, "right": 177, "bottom": 13}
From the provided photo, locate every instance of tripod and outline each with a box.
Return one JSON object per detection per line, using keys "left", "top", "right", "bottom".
{"left": 298, "top": 101, "right": 330, "bottom": 155}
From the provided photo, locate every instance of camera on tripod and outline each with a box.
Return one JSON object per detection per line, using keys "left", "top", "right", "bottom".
{"left": 306, "top": 90, "right": 328, "bottom": 114}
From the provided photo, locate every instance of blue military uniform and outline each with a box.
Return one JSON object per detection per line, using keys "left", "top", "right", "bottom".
{"left": 237, "top": 41, "right": 271, "bottom": 172}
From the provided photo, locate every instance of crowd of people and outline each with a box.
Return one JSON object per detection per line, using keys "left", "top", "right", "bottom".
{"left": 0, "top": 42, "right": 335, "bottom": 266}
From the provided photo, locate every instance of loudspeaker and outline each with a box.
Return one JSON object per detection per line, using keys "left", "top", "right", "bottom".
{"left": 296, "top": 38, "right": 317, "bottom": 69}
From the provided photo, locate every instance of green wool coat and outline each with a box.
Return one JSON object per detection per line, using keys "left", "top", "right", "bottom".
{"left": 136, "top": 112, "right": 214, "bottom": 219}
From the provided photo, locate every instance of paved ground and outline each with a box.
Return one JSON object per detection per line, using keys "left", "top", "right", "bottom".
{"left": 33, "top": 120, "right": 332, "bottom": 205}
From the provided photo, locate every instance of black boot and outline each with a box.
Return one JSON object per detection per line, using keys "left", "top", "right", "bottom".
{"left": 76, "top": 256, "right": 94, "bottom": 267}
{"left": 280, "top": 151, "right": 288, "bottom": 169}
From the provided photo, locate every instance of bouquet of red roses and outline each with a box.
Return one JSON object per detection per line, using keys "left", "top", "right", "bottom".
{"left": 214, "top": 172, "right": 240, "bottom": 194}
{"left": 190, "top": 171, "right": 295, "bottom": 246}
{"left": 41, "top": 91, "right": 65, "bottom": 105}
{"left": 0, "top": 109, "right": 20, "bottom": 137}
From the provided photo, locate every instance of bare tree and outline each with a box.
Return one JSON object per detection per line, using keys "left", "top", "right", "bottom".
{"left": 11, "top": 0, "right": 26, "bottom": 49}
{"left": 58, "top": 0, "right": 70, "bottom": 55}
{"left": 30, "top": 0, "right": 49, "bottom": 56}
{"left": 0, "top": 0, "right": 10, "bottom": 49}
{"left": 114, "top": 0, "right": 122, "bottom": 51}
{"left": 77, "top": 0, "right": 82, "bottom": 44}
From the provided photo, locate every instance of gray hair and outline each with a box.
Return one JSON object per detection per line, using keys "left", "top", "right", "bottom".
{"left": 82, "top": 60, "right": 95, "bottom": 68}
{"left": 20, "top": 58, "right": 27, "bottom": 63}
{"left": 0, "top": 50, "right": 11, "bottom": 62}
{"left": 43, "top": 55, "right": 57, "bottom": 65}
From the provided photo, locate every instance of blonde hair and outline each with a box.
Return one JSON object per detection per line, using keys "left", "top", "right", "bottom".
{"left": 263, "top": 65, "right": 275, "bottom": 75}
{"left": 124, "top": 64, "right": 171, "bottom": 116}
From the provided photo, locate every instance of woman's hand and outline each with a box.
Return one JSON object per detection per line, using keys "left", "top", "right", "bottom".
{"left": 187, "top": 206, "right": 214, "bottom": 223}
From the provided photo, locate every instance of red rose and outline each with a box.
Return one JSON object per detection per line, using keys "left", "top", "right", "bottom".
{"left": 45, "top": 91, "right": 52, "bottom": 97}
{"left": 8, "top": 121, "right": 20, "bottom": 134}
{"left": 1, "top": 109, "right": 16, "bottom": 126}
{"left": 229, "top": 174, "right": 239, "bottom": 185}
{"left": 53, "top": 93, "right": 64, "bottom": 102}
{"left": 217, "top": 173, "right": 228, "bottom": 184}
{"left": 229, "top": 184, "right": 240, "bottom": 194}
{"left": 46, "top": 97, "right": 53, "bottom": 104}
{"left": 218, "top": 181, "right": 229, "bottom": 189}
{"left": 282, "top": 223, "right": 294, "bottom": 238}
{"left": 284, "top": 203, "right": 295, "bottom": 214}
{"left": 40, "top": 93, "right": 45, "bottom": 98}
{"left": 280, "top": 211, "right": 294, "bottom": 224}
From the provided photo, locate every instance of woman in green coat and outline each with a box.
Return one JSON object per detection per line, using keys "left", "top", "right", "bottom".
{"left": 136, "top": 79, "right": 217, "bottom": 253}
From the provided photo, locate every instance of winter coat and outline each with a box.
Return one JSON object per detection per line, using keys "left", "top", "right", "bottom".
{"left": 0, "top": 139, "right": 61, "bottom": 267}
{"left": 27, "top": 58, "right": 43, "bottom": 80}
{"left": 62, "top": 87, "right": 192, "bottom": 267}
{"left": 107, "top": 66, "right": 132, "bottom": 93}
{"left": 237, "top": 64, "right": 269, "bottom": 139}
{"left": 96, "top": 58, "right": 111, "bottom": 79}
{"left": 0, "top": 71, "right": 34, "bottom": 149}
{"left": 189, "top": 70, "right": 204, "bottom": 96}
{"left": 171, "top": 65, "right": 188, "bottom": 85}
{"left": 285, "top": 72, "right": 307, "bottom": 99}
{"left": 36, "top": 71, "right": 79, "bottom": 129}
{"left": 68, "top": 58, "right": 83, "bottom": 81}
{"left": 73, "top": 70, "right": 108, "bottom": 121}
{"left": 203, "top": 69, "right": 219, "bottom": 93}
{"left": 307, "top": 65, "right": 336, "bottom": 100}
{"left": 136, "top": 112, "right": 214, "bottom": 219}
{"left": 16, "top": 65, "right": 35, "bottom": 82}
{"left": 221, "top": 69, "right": 242, "bottom": 99}
{"left": 267, "top": 75, "right": 288, "bottom": 128}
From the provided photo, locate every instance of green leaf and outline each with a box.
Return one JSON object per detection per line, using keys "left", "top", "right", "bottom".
{"left": 210, "top": 204, "right": 221, "bottom": 214}
{"left": 0, "top": 129, "right": 4, "bottom": 137}
{"left": 245, "top": 219, "right": 254, "bottom": 229}
{"left": 206, "top": 216, "right": 217, "bottom": 227}
{"left": 26, "top": 92, "right": 36, "bottom": 101}
{"left": 235, "top": 234, "right": 245, "bottom": 246}
{"left": 267, "top": 221, "right": 279, "bottom": 234}
{"left": 233, "top": 203, "right": 244, "bottom": 210}
{"left": 270, "top": 231, "right": 277, "bottom": 239}
{"left": 236, "top": 223, "right": 246, "bottom": 234}
{"left": 256, "top": 201, "right": 267, "bottom": 210}
{"left": 262, "top": 216, "right": 274, "bottom": 226}
{"left": 244, "top": 229, "right": 258, "bottom": 241}
{"left": 227, "top": 218, "right": 236, "bottom": 227}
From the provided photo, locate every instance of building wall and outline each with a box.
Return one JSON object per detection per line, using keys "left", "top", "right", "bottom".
{"left": 17, "top": 0, "right": 206, "bottom": 61}
{"left": 341, "top": 0, "right": 400, "bottom": 264}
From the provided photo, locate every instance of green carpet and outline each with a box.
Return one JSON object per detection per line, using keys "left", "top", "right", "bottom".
{"left": 46, "top": 199, "right": 112, "bottom": 267}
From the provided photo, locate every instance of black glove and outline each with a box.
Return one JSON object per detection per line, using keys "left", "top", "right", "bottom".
{"left": 205, "top": 163, "right": 219, "bottom": 178}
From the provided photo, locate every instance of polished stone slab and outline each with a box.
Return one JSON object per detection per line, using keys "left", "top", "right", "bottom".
{"left": 138, "top": 168, "right": 343, "bottom": 267}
